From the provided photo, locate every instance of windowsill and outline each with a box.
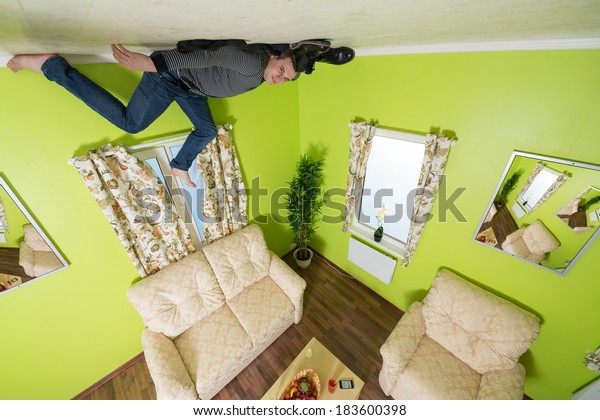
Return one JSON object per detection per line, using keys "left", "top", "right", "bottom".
{"left": 347, "top": 222, "right": 405, "bottom": 260}
{"left": 516, "top": 199, "right": 533, "bottom": 213}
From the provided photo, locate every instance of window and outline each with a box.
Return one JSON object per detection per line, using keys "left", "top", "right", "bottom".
{"left": 350, "top": 128, "right": 426, "bottom": 255}
{"left": 132, "top": 137, "right": 205, "bottom": 246}
{"left": 518, "top": 166, "right": 560, "bottom": 211}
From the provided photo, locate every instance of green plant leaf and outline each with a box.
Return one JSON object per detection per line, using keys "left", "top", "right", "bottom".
{"left": 284, "top": 154, "right": 325, "bottom": 249}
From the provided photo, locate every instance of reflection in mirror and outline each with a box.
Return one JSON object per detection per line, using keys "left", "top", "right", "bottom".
{"left": 0, "top": 176, "right": 68, "bottom": 294}
{"left": 556, "top": 186, "right": 600, "bottom": 234}
{"left": 474, "top": 151, "right": 600, "bottom": 275}
{"left": 516, "top": 164, "right": 568, "bottom": 213}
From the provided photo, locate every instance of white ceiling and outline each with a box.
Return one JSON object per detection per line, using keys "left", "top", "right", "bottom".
{"left": 1, "top": 0, "right": 600, "bottom": 66}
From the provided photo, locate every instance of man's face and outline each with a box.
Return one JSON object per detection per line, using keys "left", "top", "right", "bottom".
{"left": 264, "top": 56, "right": 297, "bottom": 85}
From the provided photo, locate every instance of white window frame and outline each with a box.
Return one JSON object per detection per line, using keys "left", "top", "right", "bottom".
{"left": 131, "top": 135, "right": 205, "bottom": 248}
{"left": 348, "top": 128, "right": 426, "bottom": 258}
{"left": 517, "top": 166, "right": 561, "bottom": 212}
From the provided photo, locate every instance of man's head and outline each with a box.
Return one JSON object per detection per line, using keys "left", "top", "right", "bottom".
{"left": 263, "top": 50, "right": 298, "bottom": 85}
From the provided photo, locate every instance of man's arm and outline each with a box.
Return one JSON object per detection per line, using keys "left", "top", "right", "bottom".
{"left": 111, "top": 44, "right": 157, "bottom": 72}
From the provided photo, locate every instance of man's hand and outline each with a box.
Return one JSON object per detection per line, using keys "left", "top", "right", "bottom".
{"left": 111, "top": 44, "right": 157, "bottom": 72}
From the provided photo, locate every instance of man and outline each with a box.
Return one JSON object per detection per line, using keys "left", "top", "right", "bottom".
{"left": 7, "top": 40, "right": 354, "bottom": 187}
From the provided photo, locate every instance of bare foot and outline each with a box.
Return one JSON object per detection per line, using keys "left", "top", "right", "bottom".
{"left": 7, "top": 54, "right": 57, "bottom": 73}
{"left": 171, "top": 167, "right": 197, "bottom": 188}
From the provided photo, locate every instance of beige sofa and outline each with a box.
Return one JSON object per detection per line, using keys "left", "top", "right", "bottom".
{"left": 127, "top": 224, "right": 306, "bottom": 399}
{"left": 379, "top": 269, "right": 540, "bottom": 399}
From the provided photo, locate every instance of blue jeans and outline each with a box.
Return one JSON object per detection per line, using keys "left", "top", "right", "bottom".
{"left": 41, "top": 56, "right": 216, "bottom": 171}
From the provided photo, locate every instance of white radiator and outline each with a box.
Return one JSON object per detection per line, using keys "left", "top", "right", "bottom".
{"left": 347, "top": 237, "right": 397, "bottom": 284}
{"left": 572, "top": 377, "right": 600, "bottom": 400}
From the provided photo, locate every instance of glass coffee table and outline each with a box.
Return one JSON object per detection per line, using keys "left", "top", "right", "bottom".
{"left": 262, "top": 337, "right": 364, "bottom": 400}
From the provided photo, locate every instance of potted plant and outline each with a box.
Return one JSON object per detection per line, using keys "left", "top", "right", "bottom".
{"left": 579, "top": 195, "right": 600, "bottom": 211}
{"left": 374, "top": 205, "right": 388, "bottom": 242}
{"left": 285, "top": 154, "right": 324, "bottom": 268}
{"left": 495, "top": 169, "right": 523, "bottom": 207}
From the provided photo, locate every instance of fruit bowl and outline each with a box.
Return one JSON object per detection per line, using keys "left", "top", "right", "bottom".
{"left": 281, "top": 368, "right": 321, "bottom": 400}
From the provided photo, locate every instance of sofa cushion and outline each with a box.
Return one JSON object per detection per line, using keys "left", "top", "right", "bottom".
{"left": 127, "top": 251, "right": 225, "bottom": 338}
{"left": 477, "top": 364, "right": 526, "bottom": 399}
{"left": 422, "top": 269, "right": 540, "bottom": 374}
{"left": 202, "top": 224, "right": 271, "bottom": 300}
{"left": 174, "top": 304, "right": 253, "bottom": 399}
{"left": 502, "top": 239, "right": 538, "bottom": 262}
{"left": 391, "top": 335, "right": 481, "bottom": 399}
{"left": 226, "top": 277, "right": 295, "bottom": 345}
{"left": 521, "top": 220, "right": 559, "bottom": 255}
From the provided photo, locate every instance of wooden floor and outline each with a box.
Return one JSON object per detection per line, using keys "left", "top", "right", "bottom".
{"left": 568, "top": 209, "right": 587, "bottom": 228}
{"left": 80, "top": 251, "right": 403, "bottom": 400}
{"left": 478, "top": 204, "right": 519, "bottom": 249}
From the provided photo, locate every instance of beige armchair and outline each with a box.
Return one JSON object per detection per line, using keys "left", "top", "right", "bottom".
{"left": 19, "top": 224, "right": 62, "bottom": 277}
{"left": 501, "top": 219, "right": 559, "bottom": 263}
{"left": 379, "top": 269, "right": 540, "bottom": 400}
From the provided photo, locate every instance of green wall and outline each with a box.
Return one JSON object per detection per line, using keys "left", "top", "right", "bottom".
{"left": 298, "top": 50, "right": 600, "bottom": 399}
{"left": 0, "top": 63, "right": 299, "bottom": 399}
{"left": 1, "top": 49, "right": 599, "bottom": 401}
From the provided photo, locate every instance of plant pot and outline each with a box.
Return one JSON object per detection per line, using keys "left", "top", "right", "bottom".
{"left": 374, "top": 227, "right": 383, "bottom": 242}
{"left": 293, "top": 248, "right": 313, "bottom": 269}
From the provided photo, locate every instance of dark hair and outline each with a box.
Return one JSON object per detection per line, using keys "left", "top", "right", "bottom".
{"left": 278, "top": 49, "right": 296, "bottom": 70}
{"left": 276, "top": 49, "right": 301, "bottom": 80}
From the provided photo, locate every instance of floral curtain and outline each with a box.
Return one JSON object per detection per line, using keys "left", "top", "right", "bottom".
{"left": 528, "top": 172, "right": 570, "bottom": 213}
{"left": 196, "top": 124, "right": 247, "bottom": 243}
{"left": 342, "top": 120, "right": 378, "bottom": 232}
{"left": 0, "top": 196, "right": 8, "bottom": 233}
{"left": 69, "top": 144, "right": 195, "bottom": 277}
{"left": 402, "top": 133, "right": 456, "bottom": 267}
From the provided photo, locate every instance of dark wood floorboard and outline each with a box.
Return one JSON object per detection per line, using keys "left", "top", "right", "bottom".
{"left": 477, "top": 204, "right": 519, "bottom": 249}
{"left": 491, "top": 204, "right": 520, "bottom": 248}
{"left": 568, "top": 209, "right": 586, "bottom": 228}
{"left": 82, "top": 357, "right": 154, "bottom": 400}
{"left": 81, "top": 251, "right": 403, "bottom": 400}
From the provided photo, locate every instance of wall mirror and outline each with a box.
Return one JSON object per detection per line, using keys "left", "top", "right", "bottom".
{"left": 474, "top": 151, "right": 600, "bottom": 275}
{"left": 0, "top": 176, "right": 68, "bottom": 294}
{"left": 555, "top": 186, "right": 600, "bottom": 234}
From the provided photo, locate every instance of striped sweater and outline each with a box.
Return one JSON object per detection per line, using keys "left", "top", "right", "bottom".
{"left": 151, "top": 45, "right": 269, "bottom": 98}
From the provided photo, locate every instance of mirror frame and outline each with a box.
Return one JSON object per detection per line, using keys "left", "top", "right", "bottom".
{"left": 473, "top": 151, "right": 600, "bottom": 276}
{"left": 0, "top": 176, "right": 68, "bottom": 294}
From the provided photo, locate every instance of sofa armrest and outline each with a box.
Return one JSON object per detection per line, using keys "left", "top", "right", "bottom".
{"left": 477, "top": 363, "right": 525, "bottom": 400}
{"left": 503, "top": 228, "right": 524, "bottom": 247}
{"left": 268, "top": 252, "right": 307, "bottom": 324}
{"left": 142, "top": 329, "right": 198, "bottom": 400}
{"left": 379, "top": 302, "right": 425, "bottom": 395}
{"left": 19, "top": 241, "right": 34, "bottom": 277}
